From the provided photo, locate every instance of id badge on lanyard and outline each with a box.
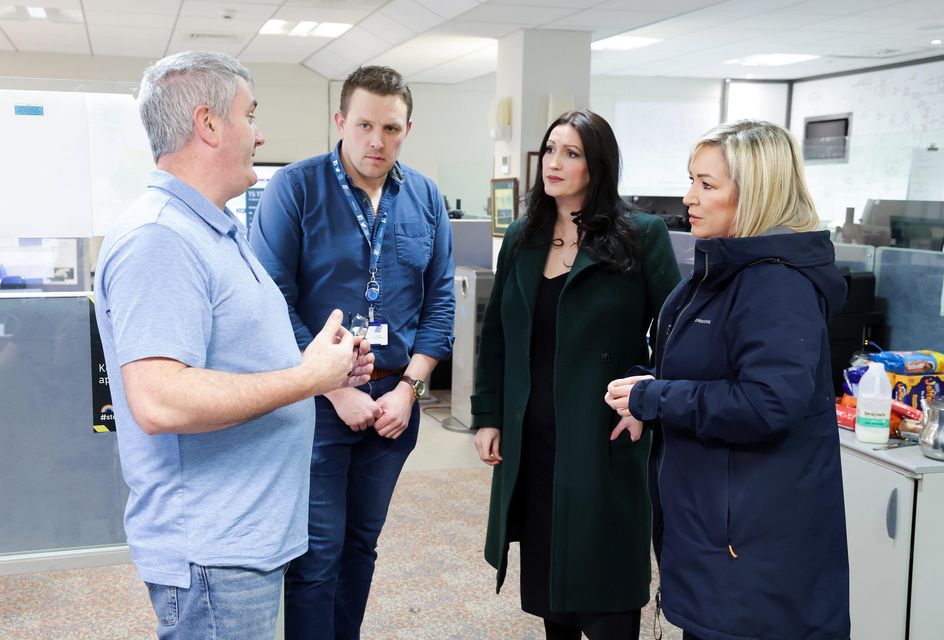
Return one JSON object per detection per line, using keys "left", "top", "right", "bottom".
{"left": 332, "top": 154, "right": 389, "bottom": 345}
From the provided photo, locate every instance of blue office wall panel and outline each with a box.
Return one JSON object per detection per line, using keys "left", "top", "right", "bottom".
{"left": 0, "top": 295, "right": 127, "bottom": 554}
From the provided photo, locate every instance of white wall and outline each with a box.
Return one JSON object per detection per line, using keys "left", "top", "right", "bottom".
{"left": 327, "top": 73, "right": 495, "bottom": 221}
{"left": 790, "top": 58, "right": 944, "bottom": 228}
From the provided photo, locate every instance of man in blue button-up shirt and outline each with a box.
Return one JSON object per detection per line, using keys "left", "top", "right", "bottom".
{"left": 251, "top": 66, "right": 455, "bottom": 639}
{"left": 94, "top": 52, "right": 374, "bottom": 640}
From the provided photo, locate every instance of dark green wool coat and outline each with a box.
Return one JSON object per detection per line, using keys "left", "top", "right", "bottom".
{"left": 471, "top": 212, "right": 680, "bottom": 613}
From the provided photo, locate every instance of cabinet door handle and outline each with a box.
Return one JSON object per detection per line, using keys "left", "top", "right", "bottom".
{"left": 885, "top": 488, "right": 898, "bottom": 540}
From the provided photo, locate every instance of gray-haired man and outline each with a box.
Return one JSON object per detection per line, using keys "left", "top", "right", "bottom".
{"left": 94, "top": 50, "right": 373, "bottom": 639}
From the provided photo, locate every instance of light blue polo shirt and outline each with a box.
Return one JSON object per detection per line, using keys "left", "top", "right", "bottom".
{"left": 94, "top": 170, "right": 315, "bottom": 589}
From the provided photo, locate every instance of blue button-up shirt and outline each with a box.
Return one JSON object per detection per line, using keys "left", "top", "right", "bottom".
{"left": 250, "top": 144, "right": 455, "bottom": 369}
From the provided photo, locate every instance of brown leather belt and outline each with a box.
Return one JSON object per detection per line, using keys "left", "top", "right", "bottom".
{"left": 369, "top": 366, "right": 405, "bottom": 381}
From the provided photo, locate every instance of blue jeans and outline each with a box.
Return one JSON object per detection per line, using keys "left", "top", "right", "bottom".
{"left": 145, "top": 563, "right": 286, "bottom": 640}
{"left": 284, "top": 374, "right": 419, "bottom": 640}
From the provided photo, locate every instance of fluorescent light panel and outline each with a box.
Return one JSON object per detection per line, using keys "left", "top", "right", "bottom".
{"left": 259, "top": 19, "right": 285, "bottom": 35}
{"left": 259, "top": 19, "right": 351, "bottom": 38}
{"left": 289, "top": 20, "right": 318, "bottom": 37}
{"left": 591, "top": 34, "right": 661, "bottom": 51}
{"left": 26, "top": 6, "right": 46, "bottom": 18}
{"left": 724, "top": 53, "right": 819, "bottom": 66}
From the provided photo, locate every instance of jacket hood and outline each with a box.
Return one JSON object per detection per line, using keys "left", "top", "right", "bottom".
{"left": 692, "top": 230, "right": 847, "bottom": 320}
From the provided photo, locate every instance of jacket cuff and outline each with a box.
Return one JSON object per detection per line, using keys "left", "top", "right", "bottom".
{"left": 630, "top": 379, "right": 667, "bottom": 422}
{"left": 470, "top": 393, "right": 501, "bottom": 429}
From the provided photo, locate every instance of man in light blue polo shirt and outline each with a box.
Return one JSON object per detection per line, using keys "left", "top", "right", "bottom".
{"left": 94, "top": 51, "right": 374, "bottom": 640}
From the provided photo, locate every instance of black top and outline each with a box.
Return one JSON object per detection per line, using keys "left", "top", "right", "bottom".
{"left": 524, "top": 273, "right": 567, "bottom": 448}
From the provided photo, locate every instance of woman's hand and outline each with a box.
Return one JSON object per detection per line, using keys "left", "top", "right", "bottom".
{"left": 604, "top": 375, "right": 654, "bottom": 416}
{"left": 610, "top": 415, "right": 644, "bottom": 442}
{"left": 474, "top": 427, "right": 503, "bottom": 466}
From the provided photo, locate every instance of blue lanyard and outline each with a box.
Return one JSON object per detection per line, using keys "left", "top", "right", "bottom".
{"left": 331, "top": 151, "right": 388, "bottom": 310}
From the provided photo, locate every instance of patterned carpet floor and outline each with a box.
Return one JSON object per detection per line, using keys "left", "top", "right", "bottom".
{"left": 0, "top": 467, "right": 679, "bottom": 639}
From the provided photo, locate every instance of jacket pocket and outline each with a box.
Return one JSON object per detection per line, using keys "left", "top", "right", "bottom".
{"left": 395, "top": 222, "right": 432, "bottom": 270}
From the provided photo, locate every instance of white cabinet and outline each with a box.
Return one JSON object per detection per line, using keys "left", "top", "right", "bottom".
{"left": 839, "top": 431, "right": 944, "bottom": 640}
{"left": 840, "top": 450, "right": 914, "bottom": 639}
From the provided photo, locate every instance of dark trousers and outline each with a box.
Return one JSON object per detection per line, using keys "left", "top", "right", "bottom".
{"left": 682, "top": 633, "right": 703, "bottom": 640}
{"left": 284, "top": 374, "right": 419, "bottom": 640}
{"left": 543, "top": 610, "right": 641, "bottom": 640}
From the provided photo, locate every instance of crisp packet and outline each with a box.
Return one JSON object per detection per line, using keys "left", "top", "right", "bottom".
{"left": 867, "top": 350, "right": 944, "bottom": 375}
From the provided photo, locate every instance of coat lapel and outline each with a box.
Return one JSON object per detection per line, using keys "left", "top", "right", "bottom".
{"left": 513, "top": 226, "right": 551, "bottom": 326}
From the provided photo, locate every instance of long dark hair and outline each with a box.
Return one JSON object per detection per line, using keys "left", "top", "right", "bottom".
{"left": 518, "top": 110, "right": 640, "bottom": 272}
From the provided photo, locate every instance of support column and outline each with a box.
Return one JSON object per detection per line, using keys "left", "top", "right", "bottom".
{"left": 493, "top": 29, "right": 591, "bottom": 184}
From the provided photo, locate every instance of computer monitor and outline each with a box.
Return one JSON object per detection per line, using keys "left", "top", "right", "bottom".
{"left": 860, "top": 199, "right": 944, "bottom": 250}
{"left": 623, "top": 195, "right": 690, "bottom": 231}
{"left": 225, "top": 163, "right": 286, "bottom": 237}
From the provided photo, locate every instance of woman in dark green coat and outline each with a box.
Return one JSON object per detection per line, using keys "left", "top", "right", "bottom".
{"left": 471, "top": 110, "right": 681, "bottom": 640}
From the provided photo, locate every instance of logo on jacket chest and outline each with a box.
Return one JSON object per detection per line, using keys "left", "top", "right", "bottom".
{"left": 694, "top": 318, "right": 712, "bottom": 325}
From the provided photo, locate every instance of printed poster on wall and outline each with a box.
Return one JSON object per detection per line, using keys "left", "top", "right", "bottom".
{"left": 89, "top": 296, "right": 115, "bottom": 432}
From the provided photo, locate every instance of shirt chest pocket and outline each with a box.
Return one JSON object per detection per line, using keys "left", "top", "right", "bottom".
{"left": 394, "top": 222, "right": 432, "bottom": 270}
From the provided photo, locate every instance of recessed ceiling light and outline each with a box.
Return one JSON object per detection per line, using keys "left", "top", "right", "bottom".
{"left": 259, "top": 19, "right": 285, "bottom": 35}
{"left": 26, "top": 6, "right": 46, "bottom": 19}
{"left": 745, "top": 73, "right": 755, "bottom": 79}
{"left": 289, "top": 20, "right": 318, "bottom": 37}
{"left": 591, "top": 34, "right": 661, "bottom": 51}
{"left": 724, "top": 53, "right": 819, "bottom": 66}
{"left": 932, "top": 39, "right": 943, "bottom": 46}
{"left": 312, "top": 22, "right": 352, "bottom": 38}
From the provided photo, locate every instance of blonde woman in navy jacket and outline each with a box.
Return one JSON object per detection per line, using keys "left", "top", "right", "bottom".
{"left": 606, "top": 120, "right": 850, "bottom": 640}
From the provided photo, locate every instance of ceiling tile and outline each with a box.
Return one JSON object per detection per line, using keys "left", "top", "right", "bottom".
{"left": 285, "top": 0, "right": 385, "bottom": 8}
{"left": 593, "top": 0, "right": 724, "bottom": 11}
{"left": 7, "top": 0, "right": 82, "bottom": 9}
{"left": 414, "top": 0, "right": 482, "bottom": 21}
{"left": 304, "top": 45, "right": 356, "bottom": 79}
{"left": 180, "top": 1, "right": 279, "bottom": 20}
{"left": 271, "top": 6, "right": 369, "bottom": 22}
{"left": 457, "top": 3, "right": 572, "bottom": 26}
{"left": 483, "top": 0, "right": 599, "bottom": 7}
{"left": 84, "top": 10, "right": 176, "bottom": 29}
{"left": 239, "top": 34, "right": 331, "bottom": 64}
{"left": 88, "top": 25, "right": 168, "bottom": 57}
{"left": 406, "top": 40, "right": 496, "bottom": 82}
{"left": 381, "top": 0, "right": 444, "bottom": 33}
{"left": 82, "top": 0, "right": 181, "bottom": 14}
{"left": 173, "top": 16, "right": 265, "bottom": 36}
{"left": 0, "top": 21, "right": 89, "bottom": 54}
{"left": 0, "top": 27, "right": 14, "bottom": 50}
{"left": 429, "top": 19, "right": 525, "bottom": 38}
{"left": 545, "top": 9, "right": 672, "bottom": 32}
{"left": 358, "top": 11, "right": 416, "bottom": 46}
{"left": 340, "top": 25, "right": 396, "bottom": 58}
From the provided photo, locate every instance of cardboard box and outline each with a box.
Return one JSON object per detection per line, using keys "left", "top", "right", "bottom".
{"left": 887, "top": 373, "right": 944, "bottom": 409}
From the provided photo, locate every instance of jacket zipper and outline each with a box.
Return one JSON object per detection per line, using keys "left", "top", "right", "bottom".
{"left": 656, "top": 250, "right": 710, "bottom": 507}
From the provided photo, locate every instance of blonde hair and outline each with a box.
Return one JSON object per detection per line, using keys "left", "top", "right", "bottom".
{"left": 689, "top": 120, "right": 820, "bottom": 237}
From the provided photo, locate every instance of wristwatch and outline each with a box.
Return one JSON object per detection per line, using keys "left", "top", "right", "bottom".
{"left": 399, "top": 375, "right": 427, "bottom": 399}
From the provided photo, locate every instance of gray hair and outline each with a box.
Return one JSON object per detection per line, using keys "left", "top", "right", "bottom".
{"left": 138, "top": 50, "right": 254, "bottom": 162}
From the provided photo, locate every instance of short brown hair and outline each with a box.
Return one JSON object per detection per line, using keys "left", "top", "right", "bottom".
{"left": 339, "top": 65, "right": 413, "bottom": 120}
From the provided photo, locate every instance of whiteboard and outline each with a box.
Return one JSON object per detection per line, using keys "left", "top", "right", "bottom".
{"left": 615, "top": 99, "right": 720, "bottom": 196}
{"left": 1, "top": 91, "right": 93, "bottom": 237}
{"left": 1, "top": 90, "right": 151, "bottom": 238}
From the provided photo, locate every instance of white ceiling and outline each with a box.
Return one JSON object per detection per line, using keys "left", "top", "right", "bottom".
{"left": 1, "top": 0, "right": 943, "bottom": 82}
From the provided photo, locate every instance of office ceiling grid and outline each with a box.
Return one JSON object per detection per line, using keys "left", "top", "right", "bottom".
{"left": 0, "top": 0, "right": 941, "bottom": 81}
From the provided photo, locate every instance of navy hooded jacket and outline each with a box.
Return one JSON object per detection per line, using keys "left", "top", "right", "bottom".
{"left": 630, "top": 230, "right": 851, "bottom": 640}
